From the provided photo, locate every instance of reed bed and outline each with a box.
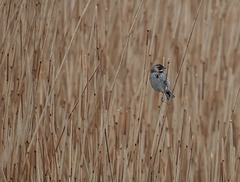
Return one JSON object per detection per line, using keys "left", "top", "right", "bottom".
{"left": 0, "top": 0, "right": 240, "bottom": 181}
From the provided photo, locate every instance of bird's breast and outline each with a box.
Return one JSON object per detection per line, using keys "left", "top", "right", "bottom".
{"left": 149, "top": 73, "right": 168, "bottom": 93}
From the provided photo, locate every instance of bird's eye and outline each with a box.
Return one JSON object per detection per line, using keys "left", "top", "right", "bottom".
{"left": 156, "top": 75, "right": 159, "bottom": 78}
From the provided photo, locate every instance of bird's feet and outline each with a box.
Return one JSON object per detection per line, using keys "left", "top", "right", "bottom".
{"left": 161, "top": 96, "right": 165, "bottom": 102}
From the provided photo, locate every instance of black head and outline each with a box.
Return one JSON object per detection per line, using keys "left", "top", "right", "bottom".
{"left": 150, "top": 64, "right": 166, "bottom": 73}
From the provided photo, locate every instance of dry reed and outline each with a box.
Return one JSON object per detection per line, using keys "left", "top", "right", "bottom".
{"left": 0, "top": 0, "right": 240, "bottom": 181}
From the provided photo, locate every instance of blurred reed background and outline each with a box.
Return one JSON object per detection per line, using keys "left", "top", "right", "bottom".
{"left": 0, "top": 0, "right": 240, "bottom": 181}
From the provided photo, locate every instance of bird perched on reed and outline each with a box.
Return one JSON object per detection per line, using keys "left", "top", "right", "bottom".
{"left": 149, "top": 64, "right": 175, "bottom": 100}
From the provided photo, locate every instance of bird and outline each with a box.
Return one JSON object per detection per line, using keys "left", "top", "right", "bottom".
{"left": 149, "top": 64, "right": 175, "bottom": 100}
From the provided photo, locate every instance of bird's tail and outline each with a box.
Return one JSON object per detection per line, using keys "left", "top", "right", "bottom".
{"left": 165, "top": 90, "right": 175, "bottom": 100}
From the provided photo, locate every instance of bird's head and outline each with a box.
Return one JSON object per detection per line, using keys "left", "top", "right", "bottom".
{"left": 151, "top": 64, "right": 166, "bottom": 73}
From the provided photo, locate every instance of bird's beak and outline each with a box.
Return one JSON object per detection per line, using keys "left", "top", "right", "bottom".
{"left": 163, "top": 66, "right": 166, "bottom": 70}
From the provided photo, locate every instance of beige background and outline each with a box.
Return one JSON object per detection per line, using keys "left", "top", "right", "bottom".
{"left": 0, "top": 0, "right": 240, "bottom": 181}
